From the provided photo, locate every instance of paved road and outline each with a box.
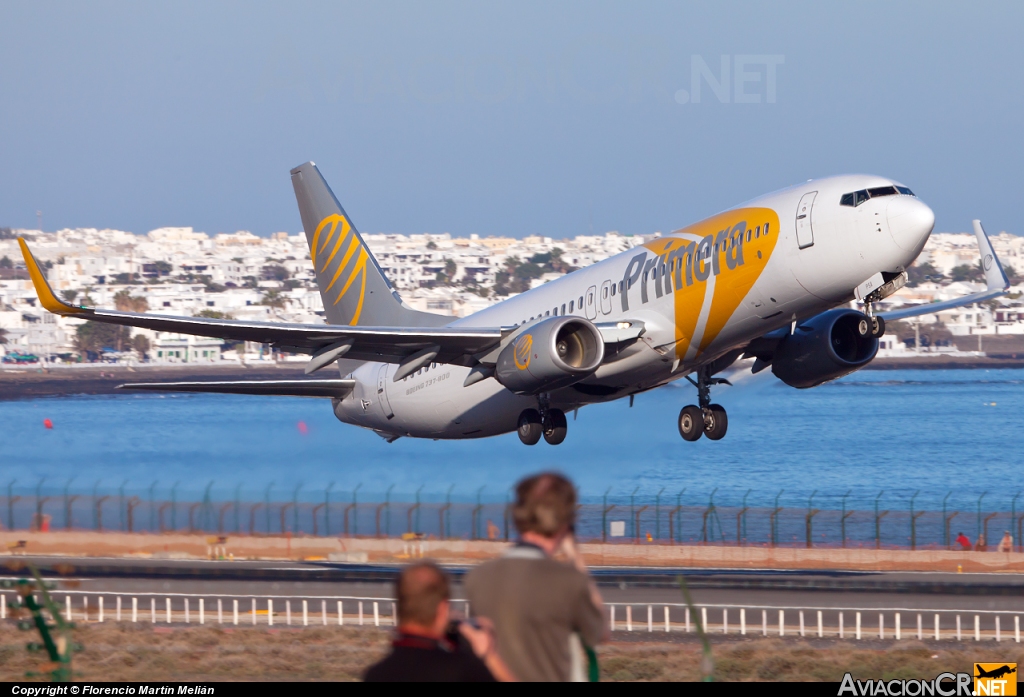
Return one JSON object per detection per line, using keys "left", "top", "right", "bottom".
{"left": 5, "top": 556, "right": 1024, "bottom": 622}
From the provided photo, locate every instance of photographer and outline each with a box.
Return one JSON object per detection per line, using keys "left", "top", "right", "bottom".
{"left": 364, "top": 561, "right": 513, "bottom": 682}
{"left": 465, "top": 471, "right": 606, "bottom": 682}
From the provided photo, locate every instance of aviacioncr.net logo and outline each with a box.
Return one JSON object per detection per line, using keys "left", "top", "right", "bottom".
{"left": 514, "top": 334, "right": 533, "bottom": 370}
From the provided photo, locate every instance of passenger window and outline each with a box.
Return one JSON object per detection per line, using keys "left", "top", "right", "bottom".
{"left": 579, "top": 296, "right": 584, "bottom": 306}
{"left": 610, "top": 284, "right": 616, "bottom": 296}
{"left": 764, "top": 222, "right": 770, "bottom": 235}
{"left": 545, "top": 310, "right": 550, "bottom": 317}
{"left": 746, "top": 230, "right": 752, "bottom": 242}
{"left": 602, "top": 286, "right": 608, "bottom": 299}
{"left": 561, "top": 303, "right": 566, "bottom": 314}
{"left": 569, "top": 300, "right": 574, "bottom": 312}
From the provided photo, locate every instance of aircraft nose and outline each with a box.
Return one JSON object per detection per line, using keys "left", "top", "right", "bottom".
{"left": 887, "top": 196, "right": 935, "bottom": 252}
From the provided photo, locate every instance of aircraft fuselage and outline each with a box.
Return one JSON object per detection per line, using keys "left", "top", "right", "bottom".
{"left": 333, "top": 174, "right": 935, "bottom": 439}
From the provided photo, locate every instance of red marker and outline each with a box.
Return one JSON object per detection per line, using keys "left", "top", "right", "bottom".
{"left": 297, "top": 421, "right": 309, "bottom": 435}
{"left": 43, "top": 418, "right": 53, "bottom": 429}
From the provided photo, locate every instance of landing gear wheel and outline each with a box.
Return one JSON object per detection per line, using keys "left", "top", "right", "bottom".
{"left": 678, "top": 405, "right": 704, "bottom": 441}
{"left": 703, "top": 404, "right": 728, "bottom": 440}
{"left": 870, "top": 316, "right": 886, "bottom": 338}
{"left": 542, "top": 409, "right": 568, "bottom": 445}
{"left": 517, "top": 409, "right": 542, "bottom": 445}
{"left": 857, "top": 317, "right": 872, "bottom": 337}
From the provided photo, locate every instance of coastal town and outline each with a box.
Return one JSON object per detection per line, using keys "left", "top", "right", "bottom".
{"left": 0, "top": 224, "right": 1022, "bottom": 365}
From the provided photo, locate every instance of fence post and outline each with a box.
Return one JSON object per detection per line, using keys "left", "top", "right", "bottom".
{"left": 472, "top": 486, "right": 485, "bottom": 540}
{"left": 942, "top": 491, "right": 952, "bottom": 547}
{"left": 441, "top": 484, "right": 454, "bottom": 539}
{"left": 202, "top": 480, "right": 214, "bottom": 531}
{"left": 909, "top": 490, "right": 920, "bottom": 550}
{"left": 701, "top": 488, "right": 718, "bottom": 544}
{"left": 874, "top": 491, "right": 887, "bottom": 549}
{"left": 7, "top": 479, "right": 18, "bottom": 531}
{"left": 629, "top": 487, "right": 639, "bottom": 540}
{"left": 602, "top": 488, "right": 612, "bottom": 543}
{"left": 1013, "top": 491, "right": 1022, "bottom": 553}
{"left": 840, "top": 490, "right": 852, "bottom": 548}
{"left": 149, "top": 481, "right": 159, "bottom": 533}
{"left": 409, "top": 486, "right": 423, "bottom": 535}
{"left": 264, "top": 482, "right": 274, "bottom": 534}
{"left": 634, "top": 506, "right": 648, "bottom": 544}
{"left": 737, "top": 489, "right": 751, "bottom": 546}
{"left": 171, "top": 481, "right": 180, "bottom": 531}
{"left": 234, "top": 483, "right": 242, "bottom": 534}
{"left": 770, "top": 490, "right": 784, "bottom": 547}
{"left": 63, "top": 477, "right": 77, "bottom": 531}
{"left": 324, "top": 482, "right": 334, "bottom": 536}
{"left": 977, "top": 492, "right": 988, "bottom": 540}
{"left": 654, "top": 487, "right": 665, "bottom": 541}
{"left": 292, "top": 483, "right": 302, "bottom": 534}
{"left": 35, "top": 476, "right": 48, "bottom": 532}
{"left": 805, "top": 490, "right": 818, "bottom": 548}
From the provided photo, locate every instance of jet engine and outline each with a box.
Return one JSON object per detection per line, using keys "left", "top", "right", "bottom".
{"left": 494, "top": 316, "right": 605, "bottom": 395}
{"left": 770, "top": 309, "right": 878, "bottom": 389}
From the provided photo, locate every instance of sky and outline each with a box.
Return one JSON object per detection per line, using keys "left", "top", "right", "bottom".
{"left": 1, "top": 1, "right": 1022, "bottom": 239}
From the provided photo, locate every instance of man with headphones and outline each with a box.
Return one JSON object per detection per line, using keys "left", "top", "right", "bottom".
{"left": 464, "top": 472, "right": 607, "bottom": 681}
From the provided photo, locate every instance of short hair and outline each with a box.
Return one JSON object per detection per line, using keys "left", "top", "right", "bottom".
{"left": 395, "top": 561, "right": 450, "bottom": 626}
{"left": 512, "top": 471, "right": 576, "bottom": 537}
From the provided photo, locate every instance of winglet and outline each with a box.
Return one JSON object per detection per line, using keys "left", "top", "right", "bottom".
{"left": 17, "top": 238, "right": 85, "bottom": 315}
{"left": 972, "top": 220, "right": 1010, "bottom": 292}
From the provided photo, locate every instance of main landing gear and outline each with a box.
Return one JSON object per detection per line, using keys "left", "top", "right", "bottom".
{"left": 678, "top": 367, "right": 731, "bottom": 442}
{"left": 517, "top": 406, "right": 567, "bottom": 446}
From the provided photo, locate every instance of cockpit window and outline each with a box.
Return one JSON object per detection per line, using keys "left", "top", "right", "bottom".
{"left": 840, "top": 184, "right": 914, "bottom": 207}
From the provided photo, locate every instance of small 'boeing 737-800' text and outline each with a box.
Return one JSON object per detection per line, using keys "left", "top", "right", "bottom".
{"left": 18, "top": 164, "right": 1010, "bottom": 445}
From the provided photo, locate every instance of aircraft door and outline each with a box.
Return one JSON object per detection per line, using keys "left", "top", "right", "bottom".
{"left": 376, "top": 363, "right": 395, "bottom": 420}
{"left": 585, "top": 285, "right": 598, "bottom": 319}
{"left": 796, "top": 191, "right": 817, "bottom": 249}
{"left": 599, "top": 280, "right": 612, "bottom": 315}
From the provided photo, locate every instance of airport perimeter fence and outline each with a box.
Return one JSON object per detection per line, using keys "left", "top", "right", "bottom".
{"left": 4, "top": 481, "right": 1024, "bottom": 550}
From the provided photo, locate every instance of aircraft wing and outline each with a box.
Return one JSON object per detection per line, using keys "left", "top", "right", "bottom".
{"left": 878, "top": 220, "right": 1010, "bottom": 321}
{"left": 18, "top": 239, "right": 506, "bottom": 374}
{"left": 116, "top": 379, "right": 356, "bottom": 398}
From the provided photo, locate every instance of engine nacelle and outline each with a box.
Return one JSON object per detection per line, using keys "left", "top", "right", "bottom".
{"left": 494, "top": 316, "right": 604, "bottom": 395}
{"left": 771, "top": 309, "right": 878, "bottom": 389}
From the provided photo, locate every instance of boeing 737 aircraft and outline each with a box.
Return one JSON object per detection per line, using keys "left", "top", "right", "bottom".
{"left": 18, "top": 164, "right": 1010, "bottom": 445}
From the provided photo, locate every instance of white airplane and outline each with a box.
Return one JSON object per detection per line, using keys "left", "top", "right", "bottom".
{"left": 18, "top": 164, "right": 1009, "bottom": 445}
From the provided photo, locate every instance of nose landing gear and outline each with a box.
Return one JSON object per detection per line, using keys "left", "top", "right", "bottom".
{"left": 517, "top": 405, "right": 568, "bottom": 445}
{"left": 678, "top": 368, "right": 731, "bottom": 442}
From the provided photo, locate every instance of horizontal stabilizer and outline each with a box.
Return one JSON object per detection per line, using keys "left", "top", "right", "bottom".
{"left": 116, "top": 379, "right": 356, "bottom": 398}
{"left": 879, "top": 219, "right": 1011, "bottom": 321}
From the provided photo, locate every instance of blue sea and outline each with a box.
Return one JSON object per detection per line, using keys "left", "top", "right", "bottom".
{"left": 1, "top": 368, "right": 1022, "bottom": 515}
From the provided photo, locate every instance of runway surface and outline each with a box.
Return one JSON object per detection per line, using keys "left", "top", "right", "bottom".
{"left": 6, "top": 556, "right": 1024, "bottom": 618}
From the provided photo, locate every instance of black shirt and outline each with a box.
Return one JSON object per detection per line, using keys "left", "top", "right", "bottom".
{"left": 364, "top": 632, "right": 496, "bottom": 682}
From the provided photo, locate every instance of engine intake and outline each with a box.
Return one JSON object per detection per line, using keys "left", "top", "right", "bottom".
{"left": 771, "top": 309, "right": 878, "bottom": 389}
{"left": 495, "top": 316, "right": 604, "bottom": 395}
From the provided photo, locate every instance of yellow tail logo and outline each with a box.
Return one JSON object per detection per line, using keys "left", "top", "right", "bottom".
{"left": 311, "top": 214, "right": 368, "bottom": 325}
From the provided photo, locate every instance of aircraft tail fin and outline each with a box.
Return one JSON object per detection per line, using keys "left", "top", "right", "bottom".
{"left": 290, "top": 162, "right": 448, "bottom": 328}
